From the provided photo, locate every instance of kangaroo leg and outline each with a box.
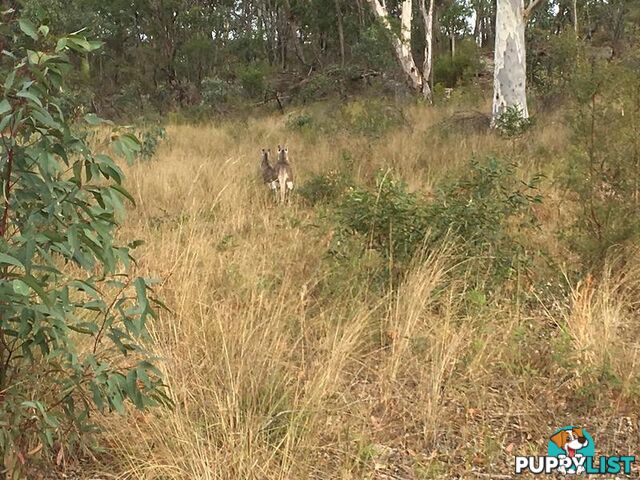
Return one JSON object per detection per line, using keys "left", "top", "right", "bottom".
{"left": 278, "top": 172, "right": 287, "bottom": 204}
{"left": 286, "top": 181, "right": 293, "bottom": 205}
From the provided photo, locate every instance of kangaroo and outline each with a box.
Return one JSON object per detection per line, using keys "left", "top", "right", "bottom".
{"left": 275, "top": 145, "right": 294, "bottom": 204}
{"left": 260, "top": 148, "right": 278, "bottom": 193}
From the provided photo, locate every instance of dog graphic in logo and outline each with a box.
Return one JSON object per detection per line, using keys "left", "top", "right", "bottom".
{"left": 548, "top": 427, "right": 594, "bottom": 474}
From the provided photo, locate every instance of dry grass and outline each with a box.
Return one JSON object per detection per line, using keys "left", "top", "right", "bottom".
{"left": 84, "top": 102, "right": 640, "bottom": 479}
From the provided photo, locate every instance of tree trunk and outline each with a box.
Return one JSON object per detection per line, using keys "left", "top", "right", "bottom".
{"left": 473, "top": 6, "right": 484, "bottom": 48}
{"left": 488, "top": 0, "right": 497, "bottom": 47}
{"left": 492, "top": 0, "right": 529, "bottom": 124}
{"left": 474, "top": 1, "right": 484, "bottom": 47}
{"left": 451, "top": 34, "right": 456, "bottom": 58}
{"left": 572, "top": 0, "right": 578, "bottom": 33}
{"left": 367, "top": 0, "right": 423, "bottom": 92}
{"left": 420, "top": 0, "right": 435, "bottom": 101}
{"left": 283, "top": 0, "right": 307, "bottom": 66}
{"left": 335, "top": 0, "right": 346, "bottom": 66}
{"left": 356, "top": 0, "right": 366, "bottom": 26}
{"left": 278, "top": 9, "right": 288, "bottom": 71}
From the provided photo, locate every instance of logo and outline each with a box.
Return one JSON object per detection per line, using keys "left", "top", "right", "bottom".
{"left": 515, "top": 426, "right": 635, "bottom": 475}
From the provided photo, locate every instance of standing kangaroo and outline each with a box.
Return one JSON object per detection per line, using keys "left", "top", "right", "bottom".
{"left": 260, "top": 148, "right": 278, "bottom": 193}
{"left": 275, "top": 145, "right": 294, "bottom": 204}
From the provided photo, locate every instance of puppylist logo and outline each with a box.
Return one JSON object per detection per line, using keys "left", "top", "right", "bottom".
{"left": 515, "top": 426, "right": 635, "bottom": 475}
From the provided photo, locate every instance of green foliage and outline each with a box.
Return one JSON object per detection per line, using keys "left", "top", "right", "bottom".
{"left": 528, "top": 30, "right": 579, "bottom": 94}
{"left": 296, "top": 67, "right": 361, "bottom": 103}
{"left": 299, "top": 169, "right": 354, "bottom": 207}
{"left": 494, "top": 105, "right": 534, "bottom": 137}
{"left": 439, "top": 1, "right": 473, "bottom": 38}
{"left": 428, "top": 158, "right": 543, "bottom": 280}
{"left": 564, "top": 53, "right": 640, "bottom": 265}
{"left": 333, "top": 159, "right": 543, "bottom": 283}
{"left": 15, "top": 0, "right": 639, "bottom": 118}
{"left": 433, "top": 39, "right": 482, "bottom": 88}
{"left": 299, "top": 73, "right": 337, "bottom": 103}
{"left": 351, "top": 23, "right": 397, "bottom": 71}
{"left": 137, "top": 125, "right": 167, "bottom": 161}
{"left": 286, "top": 113, "right": 314, "bottom": 131}
{"left": 237, "top": 64, "right": 267, "bottom": 99}
{"left": 0, "top": 13, "right": 169, "bottom": 474}
{"left": 201, "top": 76, "right": 240, "bottom": 105}
{"left": 337, "top": 173, "right": 429, "bottom": 264}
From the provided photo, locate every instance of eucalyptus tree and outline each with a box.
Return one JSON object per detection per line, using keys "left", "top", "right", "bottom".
{"left": 492, "top": 0, "right": 547, "bottom": 123}
{"left": 439, "top": 0, "right": 472, "bottom": 57}
{"left": 0, "top": 10, "right": 169, "bottom": 475}
{"left": 366, "top": 0, "right": 436, "bottom": 100}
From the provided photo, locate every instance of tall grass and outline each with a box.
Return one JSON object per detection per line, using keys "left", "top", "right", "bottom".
{"left": 86, "top": 102, "right": 640, "bottom": 479}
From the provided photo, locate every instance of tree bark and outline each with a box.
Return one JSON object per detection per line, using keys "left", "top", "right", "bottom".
{"left": 474, "top": 1, "right": 484, "bottom": 47}
{"left": 356, "top": 0, "right": 366, "bottom": 26}
{"left": 283, "top": 0, "right": 307, "bottom": 66}
{"left": 277, "top": 6, "right": 288, "bottom": 71}
{"left": 420, "top": 0, "right": 435, "bottom": 101}
{"left": 367, "top": 0, "right": 433, "bottom": 99}
{"left": 492, "top": 0, "right": 530, "bottom": 124}
{"left": 367, "top": 0, "right": 423, "bottom": 93}
{"left": 335, "top": 0, "right": 346, "bottom": 66}
{"left": 488, "top": 0, "right": 497, "bottom": 47}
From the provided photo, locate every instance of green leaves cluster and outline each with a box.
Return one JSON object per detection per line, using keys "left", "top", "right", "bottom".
{"left": 494, "top": 105, "right": 534, "bottom": 138}
{"left": 0, "top": 11, "right": 169, "bottom": 475}
{"left": 330, "top": 158, "right": 543, "bottom": 283}
{"left": 564, "top": 52, "right": 640, "bottom": 265}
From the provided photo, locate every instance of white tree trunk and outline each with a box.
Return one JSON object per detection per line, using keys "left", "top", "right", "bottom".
{"left": 492, "top": 0, "right": 529, "bottom": 123}
{"left": 400, "top": 0, "right": 413, "bottom": 60}
{"left": 477, "top": 16, "right": 483, "bottom": 47}
{"left": 420, "top": 0, "right": 434, "bottom": 101}
{"left": 367, "top": 0, "right": 423, "bottom": 92}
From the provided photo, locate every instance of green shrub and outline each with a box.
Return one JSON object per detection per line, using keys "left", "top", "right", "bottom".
{"left": 0, "top": 15, "right": 169, "bottom": 475}
{"left": 237, "top": 64, "right": 267, "bottom": 98}
{"left": 528, "top": 30, "right": 579, "bottom": 94}
{"left": 286, "top": 113, "right": 314, "bottom": 131}
{"left": 298, "top": 170, "right": 353, "bottom": 206}
{"left": 137, "top": 125, "right": 167, "bottom": 160}
{"left": 351, "top": 24, "right": 397, "bottom": 71}
{"left": 564, "top": 54, "right": 640, "bottom": 265}
{"left": 299, "top": 73, "right": 336, "bottom": 103}
{"left": 201, "top": 76, "right": 239, "bottom": 105}
{"left": 433, "top": 39, "right": 482, "bottom": 88}
{"left": 494, "top": 105, "right": 535, "bottom": 137}
{"left": 336, "top": 173, "right": 429, "bottom": 264}
{"left": 428, "top": 158, "right": 543, "bottom": 281}
{"left": 333, "top": 158, "right": 543, "bottom": 283}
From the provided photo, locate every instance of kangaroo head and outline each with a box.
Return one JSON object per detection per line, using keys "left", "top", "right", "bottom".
{"left": 277, "top": 144, "right": 289, "bottom": 163}
{"left": 261, "top": 148, "right": 270, "bottom": 165}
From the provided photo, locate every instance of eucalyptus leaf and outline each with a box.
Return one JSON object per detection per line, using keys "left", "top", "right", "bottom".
{"left": 18, "top": 18, "right": 38, "bottom": 40}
